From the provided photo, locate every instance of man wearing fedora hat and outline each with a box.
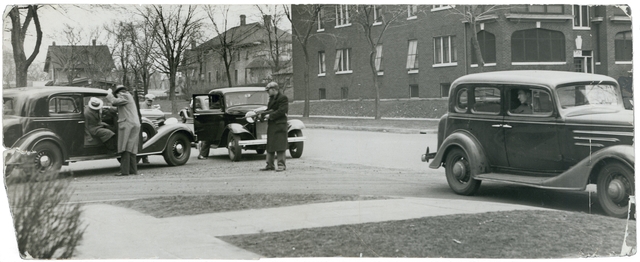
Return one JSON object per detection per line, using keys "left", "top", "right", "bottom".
{"left": 106, "top": 85, "right": 141, "bottom": 176}
{"left": 84, "top": 97, "right": 116, "bottom": 151}
{"left": 260, "top": 82, "right": 289, "bottom": 172}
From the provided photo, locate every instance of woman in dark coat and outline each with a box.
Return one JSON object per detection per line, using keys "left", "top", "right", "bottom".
{"left": 260, "top": 82, "right": 289, "bottom": 172}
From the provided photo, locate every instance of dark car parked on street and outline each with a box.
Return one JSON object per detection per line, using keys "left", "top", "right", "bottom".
{"left": 3, "top": 86, "right": 194, "bottom": 175}
{"left": 192, "top": 87, "right": 305, "bottom": 161}
{"left": 422, "top": 70, "right": 634, "bottom": 218}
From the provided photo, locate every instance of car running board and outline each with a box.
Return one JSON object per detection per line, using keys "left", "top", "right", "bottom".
{"left": 474, "top": 173, "right": 583, "bottom": 191}
{"left": 238, "top": 136, "right": 306, "bottom": 146}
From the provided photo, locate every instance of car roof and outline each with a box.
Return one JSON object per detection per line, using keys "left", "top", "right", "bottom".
{"left": 208, "top": 87, "right": 266, "bottom": 94}
{"left": 452, "top": 70, "right": 617, "bottom": 88}
{"left": 3, "top": 86, "right": 108, "bottom": 97}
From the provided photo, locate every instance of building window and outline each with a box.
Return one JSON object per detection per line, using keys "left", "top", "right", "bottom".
{"left": 373, "top": 5, "right": 383, "bottom": 25}
{"left": 615, "top": 31, "right": 632, "bottom": 62}
{"left": 334, "top": 48, "right": 352, "bottom": 73}
{"left": 216, "top": 70, "right": 220, "bottom": 82}
{"left": 319, "top": 88, "right": 326, "bottom": 100}
{"left": 431, "top": 5, "right": 452, "bottom": 11}
{"left": 471, "top": 31, "right": 496, "bottom": 65}
{"left": 318, "top": 51, "right": 326, "bottom": 75}
{"left": 407, "top": 5, "right": 418, "bottom": 19}
{"left": 375, "top": 45, "right": 383, "bottom": 73}
{"left": 336, "top": 5, "right": 351, "bottom": 27}
{"left": 434, "top": 35, "right": 457, "bottom": 65}
{"left": 522, "top": 5, "right": 563, "bottom": 14}
{"left": 341, "top": 87, "right": 348, "bottom": 100}
{"left": 440, "top": 83, "right": 451, "bottom": 98}
{"left": 573, "top": 5, "right": 590, "bottom": 29}
{"left": 234, "top": 70, "right": 238, "bottom": 84}
{"left": 245, "top": 69, "right": 248, "bottom": 83}
{"left": 208, "top": 72, "right": 211, "bottom": 83}
{"left": 317, "top": 8, "right": 325, "bottom": 31}
{"left": 406, "top": 40, "right": 418, "bottom": 71}
{"left": 410, "top": 84, "right": 419, "bottom": 98}
{"left": 511, "top": 29, "right": 565, "bottom": 62}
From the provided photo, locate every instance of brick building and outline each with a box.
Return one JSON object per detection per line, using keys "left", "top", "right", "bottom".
{"left": 290, "top": 4, "right": 632, "bottom": 102}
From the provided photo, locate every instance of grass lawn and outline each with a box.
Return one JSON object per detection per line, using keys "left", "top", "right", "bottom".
{"left": 221, "top": 209, "right": 636, "bottom": 259}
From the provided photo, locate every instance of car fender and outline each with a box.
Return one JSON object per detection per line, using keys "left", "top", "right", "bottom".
{"left": 542, "top": 145, "right": 634, "bottom": 190}
{"left": 428, "top": 130, "right": 490, "bottom": 176}
{"left": 140, "top": 123, "right": 194, "bottom": 154}
{"left": 227, "top": 123, "right": 251, "bottom": 135}
{"left": 9, "top": 128, "right": 68, "bottom": 161}
{"left": 287, "top": 119, "right": 305, "bottom": 132}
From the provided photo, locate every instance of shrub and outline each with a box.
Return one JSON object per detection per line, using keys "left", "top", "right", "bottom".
{"left": 4, "top": 150, "right": 86, "bottom": 259}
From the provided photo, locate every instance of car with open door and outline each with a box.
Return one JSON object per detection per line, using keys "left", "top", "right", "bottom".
{"left": 422, "top": 70, "right": 634, "bottom": 218}
{"left": 3, "top": 86, "right": 195, "bottom": 176}
{"left": 192, "top": 87, "right": 305, "bottom": 161}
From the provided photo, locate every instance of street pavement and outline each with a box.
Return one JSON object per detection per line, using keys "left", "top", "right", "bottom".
{"left": 74, "top": 197, "right": 547, "bottom": 259}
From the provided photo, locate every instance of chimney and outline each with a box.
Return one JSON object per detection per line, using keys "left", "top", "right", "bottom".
{"left": 52, "top": 41, "right": 56, "bottom": 46}
{"left": 92, "top": 39, "right": 96, "bottom": 46}
{"left": 191, "top": 40, "right": 196, "bottom": 49}
{"left": 263, "top": 15, "right": 272, "bottom": 29}
{"left": 240, "top": 15, "right": 246, "bottom": 26}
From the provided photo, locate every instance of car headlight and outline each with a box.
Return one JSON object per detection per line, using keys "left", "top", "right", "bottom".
{"left": 245, "top": 111, "right": 257, "bottom": 123}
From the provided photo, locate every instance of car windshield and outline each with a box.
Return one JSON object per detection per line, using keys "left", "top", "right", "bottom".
{"left": 225, "top": 91, "right": 269, "bottom": 107}
{"left": 556, "top": 84, "right": 623, "bottom": 109}
{"left": 3, "top": 97, "right": 17, "bottom": 116}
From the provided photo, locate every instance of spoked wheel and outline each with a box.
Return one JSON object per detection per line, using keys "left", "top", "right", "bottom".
{"left": 288, "top": 130, "right": 304, "bottom": 158}
{"left": 445, "top": 148, "right": 481, "bottom": 195}
{"left": 32, "top": 141, "right": 63, "bottom": 174}
{"left": 597, "top": 162, "right": 635, "bottom": 218}
{"left": 163, "top": 133, "right": 191, "bottom": 166}
{"left": 228, "top": 133, "right": 242, "bottom": 162}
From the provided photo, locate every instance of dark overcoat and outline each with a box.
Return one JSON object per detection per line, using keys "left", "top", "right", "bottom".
{"left": 106, "top": 91, "right": 141, "bottom": 154}
{"left": 265, "top": 92, "right": 289, "bottom": 152}
{"left": 84, "top": 107, "right": 115, "bottom": 143}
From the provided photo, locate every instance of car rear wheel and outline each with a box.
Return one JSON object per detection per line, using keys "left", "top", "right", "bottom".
{"left": 228, "top": 133, "right": 242, "bottom": 162}
{"left": 32, "top": 141, "right": 63, "bottom": 174}
{"left": 445, "top": 148, "right": 481, "bottom": 195}
{"left": 288, "top": 130, "right": 304, "bottom": 158}
{"left": 597, "top": 162, "right": 634, "bottom": 218}
{"left": 163, "top": 133, "right": 191, "bottom": 166}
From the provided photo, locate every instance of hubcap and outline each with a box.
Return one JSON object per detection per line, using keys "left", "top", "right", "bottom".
{"left": 174, "top": 142, "right": 184, "bottom": 155}
{"left": 142, "top": 132, "right": 148, "bottom": 142}
{"left": 607, "top": 177, "right": 628, "bottom": 203}
{"left": 38, "top": 154, "right": 51, "bottom": 168}
{"left": 452, "top": 158, "right": 468, "bottom": 181}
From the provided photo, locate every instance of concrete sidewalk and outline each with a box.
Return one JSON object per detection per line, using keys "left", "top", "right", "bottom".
{"left": 74, "top": 197, "right": 547, "bottom": 259}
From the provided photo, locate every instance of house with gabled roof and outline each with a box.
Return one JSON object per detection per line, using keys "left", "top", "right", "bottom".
{"left": 44, "top": 40, "right": 117, "bottom": 89}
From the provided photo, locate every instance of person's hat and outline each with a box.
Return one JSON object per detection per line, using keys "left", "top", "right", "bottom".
{"left": 265, "top": 82, "right": 279, "bottom": 90}
{"left": 144, "top": 94, "right": 155, "bottom": 101}
{"left": 88, "top": 97, "right": 103, "bottom": 110}
{"left": 114, "top": 85, "right": 127, "bottom": 95}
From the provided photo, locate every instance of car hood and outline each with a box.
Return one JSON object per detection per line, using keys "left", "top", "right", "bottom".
{"left": 564, "top": 107, "right": 633, "bottom": 127}
{"left": 140, "top": 109, "right": 165, "bottom": 120}
{"left": 226, "top": 105, "right": 268, "bottom": 116}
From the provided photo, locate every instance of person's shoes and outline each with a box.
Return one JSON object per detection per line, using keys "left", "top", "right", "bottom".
{"left": 114, "top": 173, "right": 128, "bottom": 176}
{"left": 276, "top": 167, "right": 286, "bottom": 172}
{"left": 197, "top": 156, "right": 208, "bottom": 160}
{"left": 260, "top": 166, "right": 275, "bottom": 171}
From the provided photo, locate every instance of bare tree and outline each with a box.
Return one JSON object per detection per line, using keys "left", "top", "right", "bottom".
{"left": 3, "top": 50, "right": 16, "bottom": 86}
{"left": 139, "top": 5, "right": 202, "bottom": 113}
{"left": 7, "top": 5, "right": 43, "bottom": 88}
{"left": 284, "top": 4, "right": 322, "bottom": 117}
{"left": 255, "top": 4, "right": 292, "bottom": 88}
{"left": 351, "top": 5, "right": 408, "bottom": 120}
{"left": 129, "top": 20, "right": 158, "bottom": 94}
{"left": 448, "top": 5, "right": 504, "bottom": 72}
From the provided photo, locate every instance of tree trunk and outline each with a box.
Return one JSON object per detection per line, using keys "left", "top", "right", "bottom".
{"left": 302, "top": 47, "right": 310, "bottom": 117}
{"left": 470, "top": 20, "right": 485, "bottom": 72}
{"left": 9, "top": 5, "right": 42, "bottom": 88}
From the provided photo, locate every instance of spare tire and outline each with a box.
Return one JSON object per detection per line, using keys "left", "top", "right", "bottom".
{"left": 141, "top": 117, "right": 158, "bottom": 142}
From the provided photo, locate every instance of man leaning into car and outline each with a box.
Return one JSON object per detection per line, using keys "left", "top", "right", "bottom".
{"left": 106, "top": 85, "right": 141, "bottom": 176}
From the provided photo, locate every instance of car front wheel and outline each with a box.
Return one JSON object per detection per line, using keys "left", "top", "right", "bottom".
{"left": 228, "top": 133, "right": 242, "bottom": 162}
{"left": 445, "top": 148, "right": 481, "bottom": 195}
{"left": 288, "top": 130, "right": 304, "bottom": 158}
{"left": 163, "top": 133, "right": 191, "bottom": 166}
{"left": 32, "top": 141, "right": 63, "bottom": 174}
{"left": 597, "top": 162, "right": 634, "bottom": 218}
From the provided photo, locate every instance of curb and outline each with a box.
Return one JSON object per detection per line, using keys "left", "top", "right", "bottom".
{"left": 303, "top": 124, "right": 437, "bottom": 134}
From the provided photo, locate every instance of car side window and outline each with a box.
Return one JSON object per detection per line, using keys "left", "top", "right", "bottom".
{"left": 210, "top": 95, "right": 222, "bottom": 110}
{"left": 472, "top": 87, "right": 501, "bottom": 115}
{"left": 454, "top": 88, "right": 468, "bottom": 113}
{"left": 508, "top": 88, "right": 553, "bottom": 116}
{"left": 193, "top": 95, "right": 211, "bottom": 113}
{"left": 49, "top": 96, "right": 81, "bottom": 115}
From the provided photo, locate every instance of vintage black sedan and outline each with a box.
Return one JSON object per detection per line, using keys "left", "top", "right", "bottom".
{"left": 3, "top": 86, "right": 194, "bottom": 174}
{"left": 422, "top": 70, "right": 634, "bottom": 218}
{"left": 192, "top": 87, "right": 305, "bottom": 161}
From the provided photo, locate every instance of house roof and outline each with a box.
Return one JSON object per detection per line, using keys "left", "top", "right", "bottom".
{"left": 44, "top": 45, "right": 115, "bottom": 72}
{"left": 195, "top": 22, "right": 291, "bottom": 51}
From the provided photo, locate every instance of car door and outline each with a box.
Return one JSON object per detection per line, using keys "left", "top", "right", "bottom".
{"left": 503, "top": 86, "right": 564, "bottom": 172}
{"left": 466, "top": 85, "right": 509, "bottom": 168}
{"left": 46, "top": 94, "right": 85, "bottom": 156}
{"left": 192, "top": 94, "right": 225, "bottom": 145}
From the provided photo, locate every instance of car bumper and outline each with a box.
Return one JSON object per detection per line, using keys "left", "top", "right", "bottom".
{"left": 421, "top": 147, "right": 436, "bottom": 163}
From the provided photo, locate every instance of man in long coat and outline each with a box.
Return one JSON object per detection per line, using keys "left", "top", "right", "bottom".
{"left": 260, "top": 82, "right": 289, "bottom": 172}
{"left": 106, "top": 85, "right": 141, "bottom": 176}
{"left": 84, "top": 97, "right": 116, "bottom": 151}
